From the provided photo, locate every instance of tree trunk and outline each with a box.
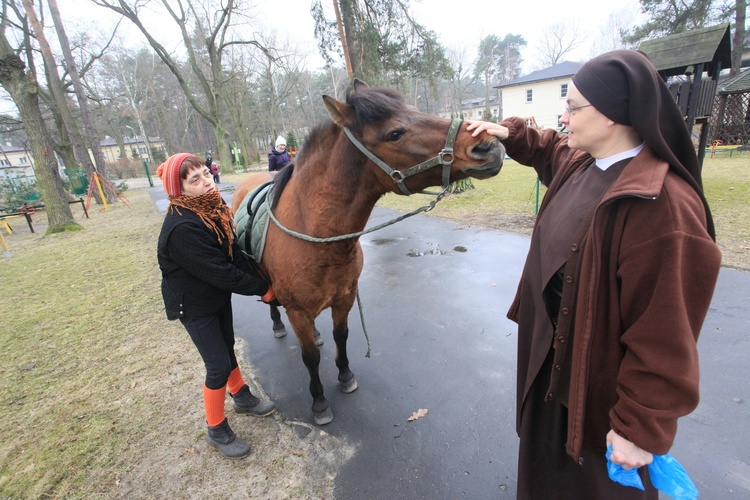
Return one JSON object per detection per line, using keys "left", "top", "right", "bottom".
{"left": 731, "top": 0, "right": 746, "bottom": 76}
{"left": 333, "top": 0, "right": 353, "bottom": 80}
{"left": 47, "top": 0, "right": 114, "bottom": 200}
{"left": 0, "top": 33, "right": 79, "bottom": 232}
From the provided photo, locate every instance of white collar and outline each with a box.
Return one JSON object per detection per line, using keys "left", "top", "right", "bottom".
{"left": 595, "top": 143, "right": 645, "bottom": 171}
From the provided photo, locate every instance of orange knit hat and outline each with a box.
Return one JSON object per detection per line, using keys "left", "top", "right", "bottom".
{"left": 156, "top": 153, "right": 192, "bottom": 197}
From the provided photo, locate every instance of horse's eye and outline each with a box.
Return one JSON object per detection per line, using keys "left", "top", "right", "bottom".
{"left": 386, "top": 129, "right": 405, "bottom": 142}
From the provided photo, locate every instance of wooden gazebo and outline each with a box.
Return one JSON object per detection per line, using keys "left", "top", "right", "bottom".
{"left": 639, "top": 23, "right": 732, "bottom": 167}
{"left": 709, "top": 69, "right": 750, "bottom": 146}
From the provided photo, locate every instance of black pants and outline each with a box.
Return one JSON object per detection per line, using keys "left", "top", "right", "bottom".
{"left": 180, "top": 302, "right": 238, "bottom": 389}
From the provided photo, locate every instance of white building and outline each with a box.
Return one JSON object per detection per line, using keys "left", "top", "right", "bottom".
{"left": 0, "top": 144, "right": 35, "bottom": 180}
{"left": 495, "top": 61, "right": 583, "bottom": 131}
{"left": 436, "top": 96, "right": 500, "bottom": 121}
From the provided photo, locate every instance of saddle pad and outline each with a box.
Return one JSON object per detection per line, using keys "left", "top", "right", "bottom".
{"left": 234, "top": 181, "right": 273, "bottom": 264}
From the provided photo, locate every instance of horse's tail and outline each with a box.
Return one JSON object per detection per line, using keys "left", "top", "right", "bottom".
{"left": 271, "top": 162, "right": 294, "bottom": 210}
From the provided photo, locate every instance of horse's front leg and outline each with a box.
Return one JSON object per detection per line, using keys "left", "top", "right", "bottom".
{"left": 331, "top": 303, "right": 358, "bottom": 394}
{"left": 285, "top": 308, "right": 333, "bottom": 425}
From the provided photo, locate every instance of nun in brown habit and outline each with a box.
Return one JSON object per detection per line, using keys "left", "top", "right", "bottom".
{"left": 468, "top": 50, "right": 721, "bottom": 498}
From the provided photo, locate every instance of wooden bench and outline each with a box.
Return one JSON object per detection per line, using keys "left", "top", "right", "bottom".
{"left": 707, "top": 144, "right": 744, "bottom": 158}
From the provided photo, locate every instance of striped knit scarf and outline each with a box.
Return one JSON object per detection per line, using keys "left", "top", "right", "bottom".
{"left": 168, "top": 189, "right": 236, "bottom": 258}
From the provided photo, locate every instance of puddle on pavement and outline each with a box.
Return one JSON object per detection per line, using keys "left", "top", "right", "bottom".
{"left": 406, "top": 243, "right": 469, "bottom": 257}
{"left": 370, "top": 237, "right": 406, "bottom": 245}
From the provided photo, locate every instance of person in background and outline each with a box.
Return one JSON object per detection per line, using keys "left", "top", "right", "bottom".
{"left": 210, "top": 160, "right": 220, "bottom": 184}
{"left": 156, "top": 153, "right": 277, "bottom": 459}
{"left": 468, "top": 50, "right": 721, "bottom": 498}
{"left": 268, "top": 135, "right": 291, "bottom": 173}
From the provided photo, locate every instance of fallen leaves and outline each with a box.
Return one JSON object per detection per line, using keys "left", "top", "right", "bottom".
{"left": 407, "top": 408, "right": 428, "bottom": 421}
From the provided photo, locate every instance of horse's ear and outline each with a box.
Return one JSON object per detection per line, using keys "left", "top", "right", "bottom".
{"left": 323, "top": 94, "right": 354, "bottom": 127}
{"left": 352, "top": 78, "right": 369, "bottom": 92}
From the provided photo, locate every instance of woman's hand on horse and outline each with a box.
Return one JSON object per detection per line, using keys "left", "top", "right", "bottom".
{"left": 466, "top": 120, "right": 509, "bottom": 140}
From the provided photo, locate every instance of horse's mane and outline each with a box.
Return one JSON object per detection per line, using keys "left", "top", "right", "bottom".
{"left": 346, "top": 86, "right": 404, "bottom": 126}
{"left": 270, "top": 86, "right": 405, "bottom": 210}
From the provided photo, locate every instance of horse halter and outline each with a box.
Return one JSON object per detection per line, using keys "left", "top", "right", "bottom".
{"left": 342, "top": 118, "right": 463, "bottom": 195}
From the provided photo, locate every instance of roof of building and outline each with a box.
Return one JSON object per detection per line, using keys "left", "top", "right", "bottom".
{"left": 717, "top": 68, "right": 750, "bottom": 94}
{"left": 639, "top": 23, "right": 732, "bottom": 78}
{"left": 460, "top": 96, "right": 500, "bottom": 108}
{"left": 494, "top": 61, "right": 583, "bottom": 89}
{"left": 0, "top": 144, "right": 29, "bottom": 153}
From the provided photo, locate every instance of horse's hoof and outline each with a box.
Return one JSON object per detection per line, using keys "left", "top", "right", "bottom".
{"left": 313, "top": 407, "right": 333, "bottom": 425}
{"left": 273, "top": 327, "right": 286, "bottom": 339}
{"left": 340, "top": 377, "right": 358, "bottom": 394}
{"left": 313, "top": 329, "right": 324, "bottom": 346}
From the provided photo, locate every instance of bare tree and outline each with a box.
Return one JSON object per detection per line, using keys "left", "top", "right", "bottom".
{"left": 0, "top": 2, "right": 78, "bottom": 232}
{"left": 21, "top": 0, "right": 106, "bottom": 201}
{"left": 445, "top": 45, "right": 477, "bottom": 119}
{"left": 588, "top": 7, "right": 635, "bottom": 57}
{"left": 47, "top": 0, "right": 115, "bottom": 201}
{"left": 535, "top": 22, "right": 585, "bottom": 69}
{"left": 94, "top": 0, "right": 272, "bottom": 168}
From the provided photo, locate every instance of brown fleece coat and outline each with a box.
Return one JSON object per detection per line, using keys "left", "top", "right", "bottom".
{"left": 503, "top": 117, "right": 722, "bottom": 461}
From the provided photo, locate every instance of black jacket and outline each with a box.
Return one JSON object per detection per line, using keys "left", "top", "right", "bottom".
{"left": 268, "top": 148, "right": 291, "bottom": 171}
{"left": 157, "top": 207, "right": 268, "bottom": 319}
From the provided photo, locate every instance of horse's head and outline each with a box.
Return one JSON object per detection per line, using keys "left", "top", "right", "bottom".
{"left": 323, "top": 79, "right": 504, "bottom": 195}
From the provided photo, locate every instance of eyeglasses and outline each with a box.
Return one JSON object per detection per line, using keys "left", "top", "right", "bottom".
{"left": 563, "top": 104, "right": 593, "bottom": 116}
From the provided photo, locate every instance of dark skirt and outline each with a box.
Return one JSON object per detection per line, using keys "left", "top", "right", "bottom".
{"left": 517, "top": 348, "right": 658, "bottom": 499}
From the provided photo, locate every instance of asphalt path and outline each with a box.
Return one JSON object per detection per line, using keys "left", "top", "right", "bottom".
{"left": 151, "top": 183, "right": 750, "bottom": 499}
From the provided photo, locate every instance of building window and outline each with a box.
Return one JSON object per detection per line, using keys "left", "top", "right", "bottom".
{"left": 492, "top": 108, "right": 498, "bottom": 116}
{"left": 19, "top": 157, "right": 27, "bottom": 164}
{"left": 560, "top": 83, "right": 568, "bottom": 98}
{"left": 557, "top": 115, "right": 563, "bottom": 128}
{"left": 0, "top": 159, "right": 9, "bottom": 166}
{"left": 526, "top": 89, "right": 533, "bottom": 103}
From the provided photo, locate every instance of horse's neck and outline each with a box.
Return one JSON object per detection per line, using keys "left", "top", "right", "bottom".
{"left": 288, "top": 138, "right": 385, "bottom": 235}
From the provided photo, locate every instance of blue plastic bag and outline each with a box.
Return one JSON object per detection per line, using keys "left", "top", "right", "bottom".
{"left": 605, "top": 446, "right": 644, "bottom": 490}
{"left": 606, "top": 446, "right": 699, "bottom": 500}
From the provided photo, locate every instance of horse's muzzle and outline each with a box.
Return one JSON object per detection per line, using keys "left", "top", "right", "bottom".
{"left": 463, "top": 141, "right": 505, "bottom": 178}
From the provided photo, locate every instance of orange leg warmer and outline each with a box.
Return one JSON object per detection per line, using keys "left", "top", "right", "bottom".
{"left": 203, "top": 384, "right": 227, "bottom": 427}
{"left": 227, "top": 366, "right": 246, "bottom": 396}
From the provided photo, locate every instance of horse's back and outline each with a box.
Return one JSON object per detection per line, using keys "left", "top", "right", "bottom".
{"left": 232, "top": 172, "right": 274, "bottom": 214}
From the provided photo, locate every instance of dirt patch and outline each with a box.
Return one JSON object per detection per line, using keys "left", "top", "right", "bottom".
{"left": 110, "top": 339, "right": 353, "bottom": 499}
{"left": 439, "top": 211, "right": 536, "bottom": 237}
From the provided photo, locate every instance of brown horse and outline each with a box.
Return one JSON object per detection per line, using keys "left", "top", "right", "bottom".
{"left": 233, "top": 80, "right": 504, "bottom": 425}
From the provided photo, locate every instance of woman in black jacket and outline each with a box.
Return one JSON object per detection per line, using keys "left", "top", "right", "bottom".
{"left": 157, "top": 153, "right": 276, "bottom": 459}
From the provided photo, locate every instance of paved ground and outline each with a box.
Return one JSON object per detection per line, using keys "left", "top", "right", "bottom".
{"left": 151, "top": 183, "right": 750, "bottom": 499}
